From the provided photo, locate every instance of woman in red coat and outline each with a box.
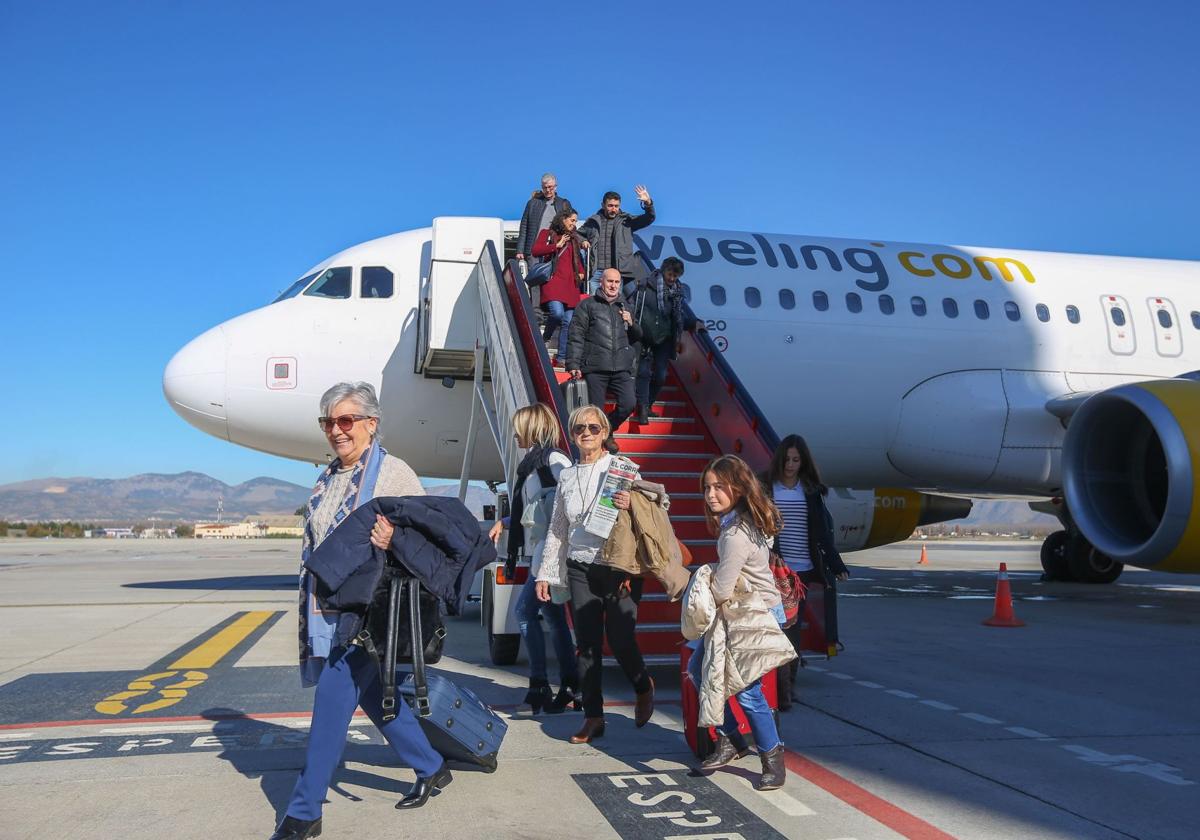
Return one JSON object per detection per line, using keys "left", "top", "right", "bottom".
{"left": 532, "top": 209, "right": 588, "bottom": 362}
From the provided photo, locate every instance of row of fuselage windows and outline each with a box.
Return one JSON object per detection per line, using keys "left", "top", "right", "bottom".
{"left": 710, "top": 285, "right": 1200, "bottom": 330}
{"left": 709, "top": 285, "right": 1078, "bottom": 323}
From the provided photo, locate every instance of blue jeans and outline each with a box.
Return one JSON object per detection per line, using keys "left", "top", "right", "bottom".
{"left": 515, "top": 575, "right": 577, "bottom": 684}
{"left": 542, "top": 301, "right": 574, "bottom": 359}
{"left": 588, "top": 268, "right": 605, "bottom": 296}
{"left": 686, "top": 603, "right": 786, "bottom": 752}
{"left": 287, "top": 645, "right": 443, "bottom": 820}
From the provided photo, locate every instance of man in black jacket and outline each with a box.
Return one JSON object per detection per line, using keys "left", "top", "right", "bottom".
{"left": 566, "top": 268, "right": 644, "bottom": 453}
{"left": 580, "top": 185, "right": 655, "bottom": 294}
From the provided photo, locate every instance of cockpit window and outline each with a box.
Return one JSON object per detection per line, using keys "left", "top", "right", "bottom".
{"left": 362, "top": 266, "right": 394, "bottom": 299}
{"left": 303, "top": 267, "right": 352, "bottom": 299}
{"left": 273, "top": 271, "right": 318, "bottom": 303}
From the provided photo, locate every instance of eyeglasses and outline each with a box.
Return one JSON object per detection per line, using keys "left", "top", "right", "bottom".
{"left": 572, "top": 423, "right": 603, "bottom": 436}
{"left": 318, "top": 414, "right": 371, "bottom": 433}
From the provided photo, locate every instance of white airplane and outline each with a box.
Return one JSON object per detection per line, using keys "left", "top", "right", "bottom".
{"left": 163, "top": 217, "right": 1200, "bottom": 596}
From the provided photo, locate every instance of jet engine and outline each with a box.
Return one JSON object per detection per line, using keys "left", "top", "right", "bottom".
{"left": 1062, "top": 378, "right": 1200, "bottom": 573}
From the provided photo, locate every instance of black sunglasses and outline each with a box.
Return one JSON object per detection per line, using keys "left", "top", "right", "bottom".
{"left": 572, "top": 423, "right": 603, "bottom": 436}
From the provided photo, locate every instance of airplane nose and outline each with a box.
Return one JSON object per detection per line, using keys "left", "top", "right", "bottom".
{"left": 163, "top": 325, "right": 229, "bottom": 440}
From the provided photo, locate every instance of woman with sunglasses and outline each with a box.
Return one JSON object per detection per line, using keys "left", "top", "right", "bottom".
{"left": 536, "top": 405, "right": 655, "bottom": 744}
{"left": 272, "top": 382, "right": 446, "bottom": 840}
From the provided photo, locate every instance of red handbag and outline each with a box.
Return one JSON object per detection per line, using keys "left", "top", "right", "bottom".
{"left": 769, "top": 551, "right": 806, "bottom": 628}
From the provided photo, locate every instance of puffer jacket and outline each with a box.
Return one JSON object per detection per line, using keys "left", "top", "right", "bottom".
{"left": 681, "top": 564, "right": 796, "bottom": 727}
{"left": 598, "top": 480, "right": 692, "bottom": 600}
{"left": 517, "top": 192, "right": 574, "bottom": 257}
{"left": 580, "top": 202, "right": 656, "bottom": 278}
{"left": 565, "top": 291, "right": 643, "bottom": 374}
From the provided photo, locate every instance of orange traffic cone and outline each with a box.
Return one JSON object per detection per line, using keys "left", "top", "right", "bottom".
{"left": 917, "top": 544, "right": 929, "bottom": 565}
{"left": 983, "top": 562, "right": 1025, "bottom": 627}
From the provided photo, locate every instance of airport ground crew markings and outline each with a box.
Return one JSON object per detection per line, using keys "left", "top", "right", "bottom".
{"left": 92, "top": 610, "right": 281, "bottom": 716}
{"left": 803, "top": 664, "right": 1196, "bottom": 787}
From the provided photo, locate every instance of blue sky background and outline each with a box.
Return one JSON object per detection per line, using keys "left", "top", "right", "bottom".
{"left": 2, "top": 1, "right": 1197, "bottom": 488}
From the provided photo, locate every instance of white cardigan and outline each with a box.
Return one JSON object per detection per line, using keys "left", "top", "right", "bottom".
{"left": 536, "top": 453, "right": 615, "bottom": 587}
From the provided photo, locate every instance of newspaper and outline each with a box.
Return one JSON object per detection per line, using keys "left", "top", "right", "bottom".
{"left": 584, "top": 456, "right": 640, "bottom": 538}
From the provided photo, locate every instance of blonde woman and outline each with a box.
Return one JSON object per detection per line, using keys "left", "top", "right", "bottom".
{"left": 536, "top": 406, "right": 653, "bottom": 744}
{"left": 488, "top": 404, "right": 577, "bottom": 713}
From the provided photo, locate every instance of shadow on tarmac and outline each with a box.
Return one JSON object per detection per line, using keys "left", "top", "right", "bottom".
{"left": 125, "top": 575, "right": 295, "bottom": 591}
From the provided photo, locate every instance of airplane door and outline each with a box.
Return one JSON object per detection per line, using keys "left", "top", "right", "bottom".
{"left": 1101, "top": 295, "right": 1136, "bottom": 355}
{"left": 1147, "top": 297, "right": 1182, "bottom": 357}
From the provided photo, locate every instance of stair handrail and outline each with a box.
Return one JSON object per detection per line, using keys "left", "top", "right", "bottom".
{"left": 500, "top": 258, "right": 575, "bottom": 455}
{"left": 634, "top": 251, "right": 780, "bottom": 467}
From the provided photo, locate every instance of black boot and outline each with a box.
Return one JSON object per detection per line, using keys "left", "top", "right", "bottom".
{"left": 757, "top": 745, "right": 786, "bottom": 791}
{"left": 546, "top": 678, "right": 580, "bottom": 714}
{"left": 700, "top": 731, "right": 750, "bottom": 770}
{"left": 603, "top": 436, "right": 620, "bottom": 455}
{"left": 395, "top": 764, "right": 453, "bottom": 809}
{"left": 524, "top": 679, "right": 553, "bottom": 714}
{"left": 269, "top": 816, "right": 322, "bottom": 839}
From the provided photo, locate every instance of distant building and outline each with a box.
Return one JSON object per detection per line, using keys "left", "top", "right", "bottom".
{"left": 194, "top": 522, "right": 268, "bottom": 539}
{"left": 87, "top": 528, "right": 135, "bottom": 539}
{"left": 245, "top": 514, "right": 304, "bottom": 538}
{"left": 139, "top": 527, "right": 178, "bottom": 539}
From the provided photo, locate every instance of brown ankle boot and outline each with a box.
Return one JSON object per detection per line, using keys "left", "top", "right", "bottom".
{"left": 634, "top": 677, "right": 655, "bottom": 728}
{"left": 699, "top": 732, "right": 751, "bottom": 770}
{"left": 570, "top": 717, "right": 606, "bottom": 744}
{"left": 757, "top": 745, "right": 786, "bottom": 790}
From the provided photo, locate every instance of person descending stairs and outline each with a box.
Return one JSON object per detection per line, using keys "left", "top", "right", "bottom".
{"left": 553, "top": 364, "right": 721, "bottom": 660}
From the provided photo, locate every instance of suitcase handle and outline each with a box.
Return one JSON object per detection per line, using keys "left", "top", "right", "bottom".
{"left": 408, "top": 578, "right": 431, "bottom": 718}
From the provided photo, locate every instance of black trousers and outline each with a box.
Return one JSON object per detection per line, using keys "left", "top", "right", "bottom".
{"left": 636, "top": 341, "right": 673, "bottom": 412}
{"left": 584, "top": 369, "right": 636, "bottom": 435}
{"left": 567, "top": 560, "right": 650, "bottom": 717}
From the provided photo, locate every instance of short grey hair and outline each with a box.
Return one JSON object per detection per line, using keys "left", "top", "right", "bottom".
{"left": 541, "top": 172, "right": 557, "bottom": 186}
{"left": 319, "top": 381, "right": 383, "bottom": 441}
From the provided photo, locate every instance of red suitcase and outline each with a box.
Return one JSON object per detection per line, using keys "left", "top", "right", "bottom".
{"left": 680, "top": 643, "right": 778, "bottom": 759}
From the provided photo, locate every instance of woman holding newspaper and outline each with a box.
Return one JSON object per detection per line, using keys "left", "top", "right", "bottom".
{"left": 536, "top": 405, "right": 655, "bottom": 744}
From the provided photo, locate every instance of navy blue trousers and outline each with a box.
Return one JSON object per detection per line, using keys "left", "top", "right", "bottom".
{"left": 287, "top": 645, "right": 444, "bottom": 820}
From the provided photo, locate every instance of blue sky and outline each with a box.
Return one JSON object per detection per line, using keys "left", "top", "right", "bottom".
{"left": 2, "top": 1, "right": 1197, "bottom": 488}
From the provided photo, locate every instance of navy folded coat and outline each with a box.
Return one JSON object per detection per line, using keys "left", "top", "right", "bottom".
{"left": 305, "top": 496, "right": 496, "bottom": 646}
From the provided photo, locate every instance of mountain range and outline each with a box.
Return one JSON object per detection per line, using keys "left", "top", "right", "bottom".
{"left": 0, "top": 471, "right": 1055, "bottom": 531}
{"left": 0, "top": 472, "right": 497, "bottom": 523}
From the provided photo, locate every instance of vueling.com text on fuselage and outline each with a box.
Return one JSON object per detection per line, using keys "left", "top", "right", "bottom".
{"left": 634, "top": 232, "right": 1037, "bottom": 293}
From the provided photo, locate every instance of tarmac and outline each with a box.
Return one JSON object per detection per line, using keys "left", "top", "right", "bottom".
{"left": 0, "top": 537, "right": 1197, "bottom": 840}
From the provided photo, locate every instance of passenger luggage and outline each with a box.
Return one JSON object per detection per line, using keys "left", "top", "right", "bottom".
{"left": 800, "top": 580, "right": 838, "bottom": 656}
{"left": 679, "top": 643, "right": 778, "bottom": 759}
{"left": 525, "top": 257, "right": 553, "bottom": 287}
{"left": 560, "top": 377, "right": 589, "bottom": 413}
{"left": 396, "top": 579, "right": 507, "bottom": 771}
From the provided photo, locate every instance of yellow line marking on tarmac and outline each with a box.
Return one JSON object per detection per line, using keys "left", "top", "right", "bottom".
{"left": 168, "top": 611, "right": 275, "bottom": 669}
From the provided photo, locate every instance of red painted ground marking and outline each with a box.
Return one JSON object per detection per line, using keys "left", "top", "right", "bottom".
{"left": 783, "top": 749, "right": 958, "bottom": 840}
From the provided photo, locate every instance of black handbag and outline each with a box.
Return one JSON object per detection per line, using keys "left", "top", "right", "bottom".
{"left": 525, "top": 256, "right": 554, "bottom": 287}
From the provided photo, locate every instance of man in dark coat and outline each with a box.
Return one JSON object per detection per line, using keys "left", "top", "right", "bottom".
{"left": 516, "top": 173, "right": 574, "bottom": 261}
{"left": 566, "top": 268, "right": 644, "bottom": 453}
{"left": 624, "top": 256, "right": 703, "bottom": 423}
{"left": 580, "top": 185, "right": 655, "bottom": 294}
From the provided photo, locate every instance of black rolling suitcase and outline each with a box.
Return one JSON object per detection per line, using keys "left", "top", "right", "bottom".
{"left": 390, "top": 579, "right": 507, "bottom": 772}
{"left": 560, "top": 377, "right": 589, "bottom": 414}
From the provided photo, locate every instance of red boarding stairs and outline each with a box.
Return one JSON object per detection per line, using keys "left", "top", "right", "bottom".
{"left": 501, "top": 252, "right": 781, "bottom": 663}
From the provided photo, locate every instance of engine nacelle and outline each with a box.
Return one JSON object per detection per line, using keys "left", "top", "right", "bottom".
{"left": 825, "top": 488, "right": 972, "bottom": 552}
{"left": 1062, "top": 378, "right": 1200, "bottom": 572}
